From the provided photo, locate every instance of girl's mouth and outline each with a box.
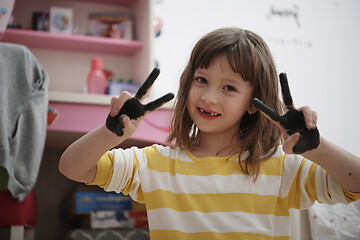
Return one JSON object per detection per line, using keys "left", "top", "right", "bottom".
{"left": 198, "top": 108, "right": 221, "bottom": 119}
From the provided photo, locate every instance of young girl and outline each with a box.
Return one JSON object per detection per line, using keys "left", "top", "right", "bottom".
{"left": 59, "top": 27, "right": 360, "bottom": 240}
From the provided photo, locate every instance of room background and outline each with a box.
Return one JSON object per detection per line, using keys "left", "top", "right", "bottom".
{"left": 151, "top": 2, "right": 360, "bottom": 238}
{"left": 1, "top": 0, "right": 359, "bottom": 239}
{"left": 151, "top": 0, "right": 360, "bottom": 157}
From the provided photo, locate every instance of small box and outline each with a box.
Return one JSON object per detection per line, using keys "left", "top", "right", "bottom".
{"left": 32, "top": 10, "right": 49, "bottom": 31}
{"left": 108, "top": 82, "right": 140, "bottom": 95}
{"left": 60, "top": 191, "right": 132, "bottom": 220}
{"left": 75, "top": 191, "right": 131, "bottom": 213}
{"left": 49, "top": 6, "right": 73, "bottom": 34}
{"left": 90, "top": 210, "right": 148, "bottom": 229}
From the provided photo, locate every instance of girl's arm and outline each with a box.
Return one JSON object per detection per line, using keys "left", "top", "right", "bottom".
{"left": 283, "top": 107, "right": 360, "bottom": 193}
{"left": 303, "top": 136, "right": 360, "bottom": 193}
{"left": 59, "top": 92, "right": 140, "bottom": 183}
{"left": 59, "top": 68, "right": 174, "bottom": 184}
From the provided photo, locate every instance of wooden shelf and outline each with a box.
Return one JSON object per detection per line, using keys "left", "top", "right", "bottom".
{"left": 2, "top": 29, "right": 143, "bottom": 56}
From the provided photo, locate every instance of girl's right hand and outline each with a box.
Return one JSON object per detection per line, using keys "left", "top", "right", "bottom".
{"left": 108, "top": 91, "right": 142, "bottom": 139}
{"left": 105, "top": 68, "right": 174, "bottom": 137}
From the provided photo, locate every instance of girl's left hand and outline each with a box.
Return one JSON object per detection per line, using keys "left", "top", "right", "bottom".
{"left": 281, "top": 106, "right": 318, "bottom": 154}
{"left": 251, "top": 73, "right": 320, "bottom": 154}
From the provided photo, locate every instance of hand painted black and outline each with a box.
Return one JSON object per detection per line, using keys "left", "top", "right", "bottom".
{"left": 106, "top": 68, "right": 174, "bottom": 136}
{"left": 251, "top": 73, "right": 320, "bottom": 154}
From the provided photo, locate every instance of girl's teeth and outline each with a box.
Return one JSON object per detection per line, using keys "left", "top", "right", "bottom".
{"left": 200, "top": 109, "right": 219, "bottom": 116}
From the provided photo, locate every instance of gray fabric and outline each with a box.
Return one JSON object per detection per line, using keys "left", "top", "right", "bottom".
{"left": 0, "top": 42, "right": 48, "bottom": 201}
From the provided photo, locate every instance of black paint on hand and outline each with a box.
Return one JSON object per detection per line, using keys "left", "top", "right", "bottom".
{"left": 251, "top": 73, "right": 320, "bottom": 154}
{"left": 106, "top": 68, "right": 174, "bottom": 136}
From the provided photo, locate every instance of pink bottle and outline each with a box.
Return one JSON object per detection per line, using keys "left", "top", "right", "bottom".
{"left": 86, "top": 57, "right": 107, "bottom": 94}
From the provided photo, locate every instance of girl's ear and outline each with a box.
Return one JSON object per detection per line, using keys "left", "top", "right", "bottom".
{"left": 247, "top": 104, "right": 258, "bottom": 115}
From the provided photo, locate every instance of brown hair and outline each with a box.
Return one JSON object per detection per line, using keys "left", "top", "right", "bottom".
{"left": 167, "top": 27, "right": 283, "bottom": 178}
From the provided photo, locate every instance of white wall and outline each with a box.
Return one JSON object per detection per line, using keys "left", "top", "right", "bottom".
{"left": 152, "top": 0, "right": 360, "bottom": 156}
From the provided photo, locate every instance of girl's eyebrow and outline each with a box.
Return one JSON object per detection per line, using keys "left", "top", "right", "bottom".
{"left": 225, "top": 78, "right": 244, "bottom": 85}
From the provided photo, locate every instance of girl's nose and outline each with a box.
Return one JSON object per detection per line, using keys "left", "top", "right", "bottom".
{"left": 201, "top": 89, "right": 218, "bottom": 105}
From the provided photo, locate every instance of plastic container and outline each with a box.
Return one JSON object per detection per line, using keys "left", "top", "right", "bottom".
{"left": 86, "top": 57, "right": 107, "bottom": 94}
{"left": 0, "top": 0, "right": 15, "bottom": 40}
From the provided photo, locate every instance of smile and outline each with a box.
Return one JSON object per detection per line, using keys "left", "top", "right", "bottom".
{"left": 198, "top": 108, "right": 221, "bottom": 117}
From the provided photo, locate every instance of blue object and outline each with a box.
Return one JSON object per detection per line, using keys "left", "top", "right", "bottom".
{"left": 74, "top": 192, "right": 132, "bottom": 213}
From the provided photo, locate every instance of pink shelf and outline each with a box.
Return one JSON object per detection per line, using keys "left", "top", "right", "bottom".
{"left": 2, "top": 29, "right": 143, "bottom": 56}
{"left": 47, "top": 102, "right": 173, "bottom": 146}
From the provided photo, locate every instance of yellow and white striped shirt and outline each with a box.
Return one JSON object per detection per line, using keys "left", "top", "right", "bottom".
{"left": 90, "top": 144, "right": 359, "bottom": 240}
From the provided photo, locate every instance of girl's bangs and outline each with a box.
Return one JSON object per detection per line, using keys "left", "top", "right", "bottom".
{"left": 191, "top": 29, "right": 261, "bottom": 88}
{"left": 227, "top": 45, "right": 257, "bottom": 86}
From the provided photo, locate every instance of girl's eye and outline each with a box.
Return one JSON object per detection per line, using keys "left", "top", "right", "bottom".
{"left": 224, "top": 85, "right": 236, "bottom": 92}
{"left": 196, "top": 77, "right": 207, "bottom": 84}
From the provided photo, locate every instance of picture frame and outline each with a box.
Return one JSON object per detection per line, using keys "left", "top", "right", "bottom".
{"left": 49, "top": 6, "right": 73, "bottom": 35}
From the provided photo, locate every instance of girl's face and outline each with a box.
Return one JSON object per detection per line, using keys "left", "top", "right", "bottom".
{"left": 187, "top": 54, "right": 254, "bottom": 138}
